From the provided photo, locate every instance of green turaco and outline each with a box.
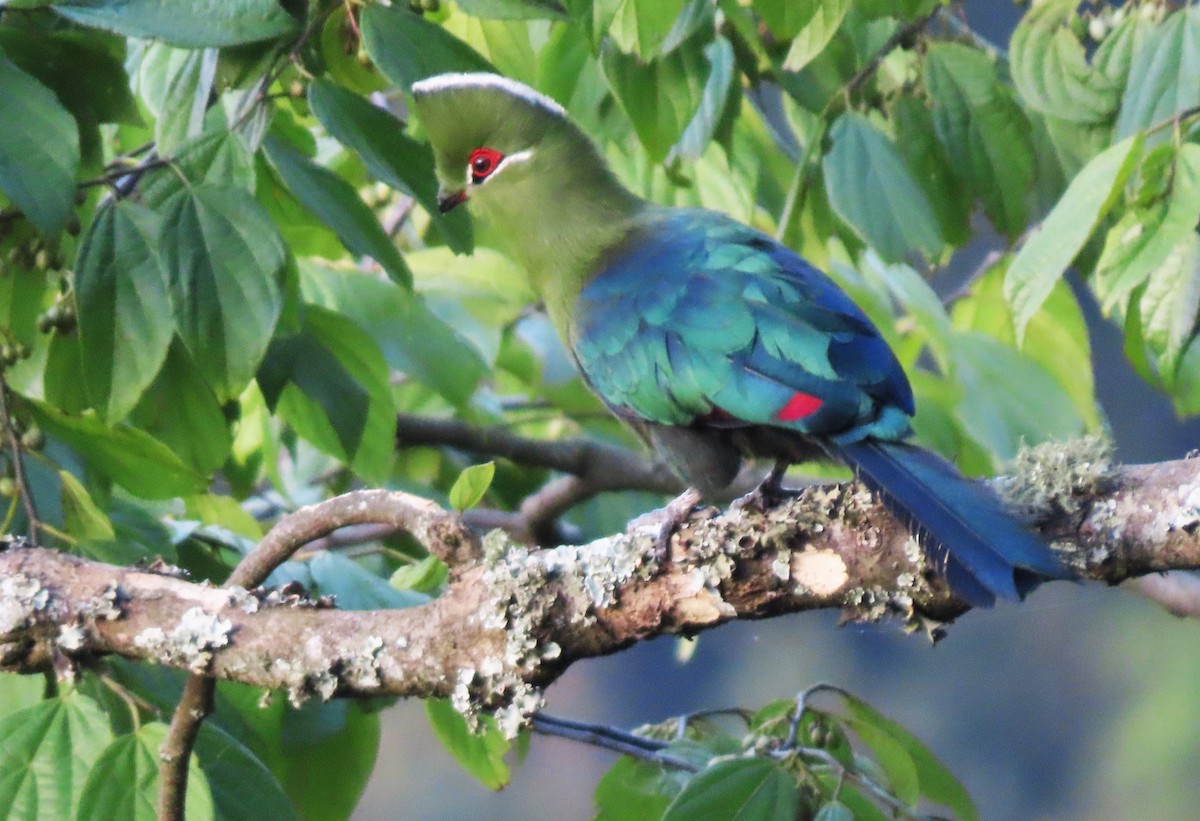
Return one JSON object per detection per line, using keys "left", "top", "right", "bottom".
{"left": 410, "top": 72, "right": 1068, "bottom": 606}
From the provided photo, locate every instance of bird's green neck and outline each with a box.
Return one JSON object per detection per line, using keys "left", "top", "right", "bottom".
{"left": 470, "top": 152, "right": 646, "bottom": 336}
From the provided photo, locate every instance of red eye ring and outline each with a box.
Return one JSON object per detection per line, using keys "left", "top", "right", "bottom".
{"left": 469, "top": 147, "right": 505, "bottom": 183}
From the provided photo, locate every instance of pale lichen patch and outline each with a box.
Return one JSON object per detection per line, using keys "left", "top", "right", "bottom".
{"left": 790, "top": 550, "right": 848, "bottom": 597}
{"left": 62, "top": 584, "right": 123, "bottom": 626}
{"left": 770, "top": 550, "right": 791, "bottom": 581}
{"left": 57, "top": 623, "right": 87, "bottom": 651}
{"left": 341, "top": 635, "right": 385, "bottom": 690}
{"left": 1000, "top": 436, "right": 1113, "bottom": 517}
{"left": 0, "top": 573, "right": 50, "bottom": 635}
{"left": 1171, "top": 483, "right": 1200, "bottom": 532}
{"left": 133, "top": 606, "right": 232, "bottom": 673}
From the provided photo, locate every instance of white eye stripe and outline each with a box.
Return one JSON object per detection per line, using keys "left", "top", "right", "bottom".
{"left": 469, "top": 149, "right": 533, "bottom": 186}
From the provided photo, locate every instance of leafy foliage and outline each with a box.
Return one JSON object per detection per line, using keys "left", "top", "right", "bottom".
{"left": 593, "top": 688, "right": 977, "bottom": 821}
{"left": 0, "top": 0, "right": 1197, "bottom": 817}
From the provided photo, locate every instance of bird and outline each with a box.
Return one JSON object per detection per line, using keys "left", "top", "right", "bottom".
{"left": 409, "top": 72, "right": 1069, "bottom": 606}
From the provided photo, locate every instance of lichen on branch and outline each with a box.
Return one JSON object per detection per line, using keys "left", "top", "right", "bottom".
{"left": 0, "top": 446, "right": 1198, "bottom": 727}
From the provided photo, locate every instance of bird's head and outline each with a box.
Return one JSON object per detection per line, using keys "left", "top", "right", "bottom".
{"left": 410, "top": 72, "right": 612, "bottom": 220}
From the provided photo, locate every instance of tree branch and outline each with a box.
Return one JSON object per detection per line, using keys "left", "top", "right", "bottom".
{"left": 395, "top": 413, "right": 769, "bottom": 543}
{"left": 396, "top": 412, "right": 683, "bottom": 495}
{"left": 2, "top": 449, "right": 1198, "bottom": 738}
{"left": 155, "top": 489, "right": 477, "bottom": 821}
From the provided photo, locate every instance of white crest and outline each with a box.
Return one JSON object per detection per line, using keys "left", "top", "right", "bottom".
{"left": 411, "top": 73, "right": 566, "bottom": 118}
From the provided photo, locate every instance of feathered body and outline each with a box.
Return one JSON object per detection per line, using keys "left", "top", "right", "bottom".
{"left": 412, "top": 73, "right": 1068, "bottom": 606}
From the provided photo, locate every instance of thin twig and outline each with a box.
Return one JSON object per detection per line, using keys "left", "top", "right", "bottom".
{"left": 0, "top": 380, "right": 37, "bottom": 545}
{"left": 845, "top": 10, "right": 939, "bottom": 97}
{"left": 78, "top": 156, "right": 174, "bottom": 190}
{"left": 1145, "top": 102, "right": 1200, "bottom": 138}
{"left": 531, "top": 713, "right": 700, "bottom": 771}
{"left": 789, "top": 746, "right": 926, "bottom": 820}
{"left": 396, "top": 413, "right": 680, "bottom": 493}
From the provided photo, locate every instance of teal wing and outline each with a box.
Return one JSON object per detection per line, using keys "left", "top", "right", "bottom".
{"left": 570, "top": 208, "right": 913, "bottom": 442}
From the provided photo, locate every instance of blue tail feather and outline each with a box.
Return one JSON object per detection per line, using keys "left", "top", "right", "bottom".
{"left": 829, "top": 439, "right": 1068, "bottom": 606}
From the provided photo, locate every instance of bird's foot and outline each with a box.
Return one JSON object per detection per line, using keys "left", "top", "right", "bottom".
{"left": 629, "top": 488, "right": 704, "bottom": 564}
{"left": 731, "top": 460, "right": 798, "bottom": 514}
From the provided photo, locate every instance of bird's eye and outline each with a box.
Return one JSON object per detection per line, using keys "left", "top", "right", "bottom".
{"left": 469, "top": 147, "right": 505, "bottom": 184}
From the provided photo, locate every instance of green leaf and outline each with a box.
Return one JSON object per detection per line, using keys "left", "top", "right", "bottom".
{"left": 308, "top": 78, "right": 472, "bottom": 252}
{"left": 1004, "top": 134, "right": 1142, "bottom": 339}
{"left": 751, "top": 0, "right": 815, "bottom": 40}
{"left": 258, "top": 305, "right": 397, "bottom": 483}
{"left": 924, "top": 42, "right": 1035, "bottom": 240}
{"left": 59, "top": 469, "right": 115, "bottom": 540}
{"left": 0, "top": 693, "right": 114, "bottom": 821}
{"left": 1010, "top": 0, "right": 1121, "bottom": 124}
{"left": 81, "top": 498, "right": 178, "bottom": 566}
{"left": 28, "top": 401, "right": 205, "bottom": 499}
{"left": 390, "top": 555, "right": 449, "bottom": 593}
{"left": 844, "top": 716, "right": 920, "bottom": 806}
{"left": 1169, "top": 335, "right": 1200, "bottom": 416}
{"left": 781, "top": 0, "right": 849, "bottom": 73}
{"left": 0, "top": 29, "right": 140, "bottom": 143}
{"left": 449, "top": 461, "right": 496, "bottom": 510}
{"left": 602, "top": 36, "right": 710, "bottom": 163}
{"left": 669, "top": 37, "right": 737, "bottom": 163}
{"left": 279, "top": 701, "right": 379, "bottom": 821}
{"left": 1095, "top": 143, "right": 1200, "bottom": 311}
{"left": 952, "top": 332, "right": 1085, "bottom": 462}
{"left": 0, "top": 675, "right": 43, "bottom": 723}
{"left": 133, "top": 44, "right": 215, "bottom": 153}
{"left": 813, "top": 801, "right": 853, "bottom": 821}
{"left": 129, "top": 340, "right": 232, "bottom": 475}
{"left": 53, "top": 0, "right": 299, "bottom": 48}
{"left": 141, "top": 129, "right": 256, "bottom": 209}
{"left": 662, "top": 758, "right": 800, "bottom": 821}
{"left": 406, "top": 246, "right": 535, "bottom": 363}
{"left": 362, "top": 4, "right": 493, "bottom": 88}
{"left": 425, "top": 698, "right": 512, "bottom": 790}
{"left": 1138, "top": 230, "right": 1200, "bottom": 382}
{"left": 0, "top": 54, "right": 79, "bottom": 235}
{"left": 891, "top": 95, "right": 971, "bottom": 248}
{"left": 299, "top": 263, "right": 487, "bottom": 406}
{"left": 194, "top": 723, "right": 298, "bottom": 821}
{"left": 255, "top": 153, "right": 344, "bottom": 260}
{"left": 263, "top": 134, "right": 411, "bottom": 289}
{"left": 75, "top": 201, "right": 174, "bottom": 422}
{"left": 76, "top": 723, "right": 214, "bottom": 821}
{"left": 955, "top": 261, "right": 1100, "bottom": 432}
{"left": 598, "top": 0, "right": 687, "bottom": 60}
{"left": 159, "top": 184, "right": 286, "bottom": 400}
{"left": 1115, "top": 6, "right": 1200, "bottom": 141}
{"left": 309, "top": 552, "right": 428, "bottom": 610}
{"left": 823, "top": 113, "right": 942, "bottom": 262}
{"left": 840, "top": 692, "right": 978, "bottom": 821}
{"left": 594, "top": 756, "right": 686, "bottom": 821}
{"left": 44, "top": 329, "right": 90, "bottom": 414}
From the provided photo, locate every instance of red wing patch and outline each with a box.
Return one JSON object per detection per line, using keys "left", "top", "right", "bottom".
{"left": 775, "top": 391, "right": 823, "bottom": 422}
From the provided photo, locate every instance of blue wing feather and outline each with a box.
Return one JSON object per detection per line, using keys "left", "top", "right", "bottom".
{"left": 573, "top": 207, "right": 911, "bottom": 438}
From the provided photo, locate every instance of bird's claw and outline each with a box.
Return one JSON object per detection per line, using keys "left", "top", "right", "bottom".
{"left": 732, "top": 461, "right": 798, "bottom": 514}
{"left": 630, "top": 488, "right": 703, "bottom": 564}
